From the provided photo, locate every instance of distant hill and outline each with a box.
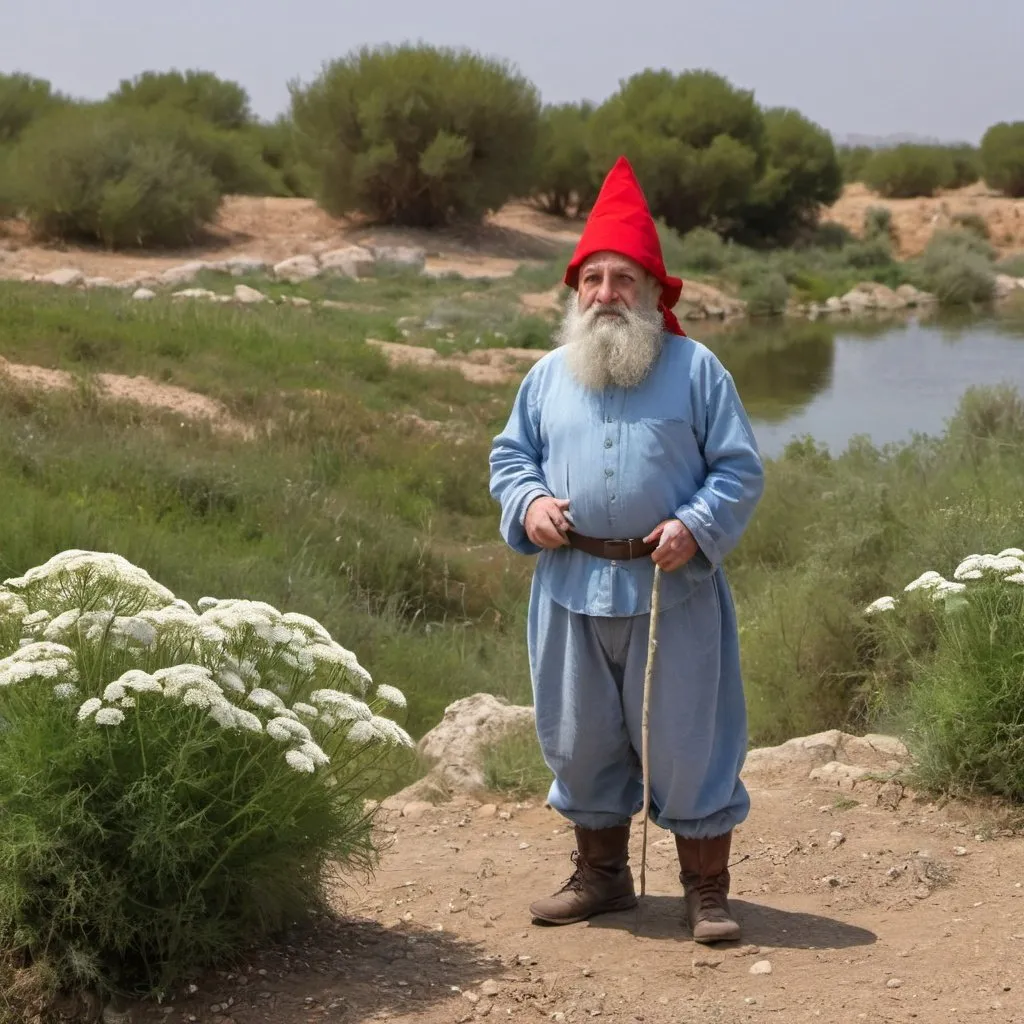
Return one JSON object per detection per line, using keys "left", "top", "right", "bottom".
{"left": 837, "top": 132, "right": 973, "bottom": 149}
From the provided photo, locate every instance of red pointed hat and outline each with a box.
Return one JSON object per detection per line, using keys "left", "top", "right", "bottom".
{"left": 564, "top": 156, "right": 685, "bottom": 336}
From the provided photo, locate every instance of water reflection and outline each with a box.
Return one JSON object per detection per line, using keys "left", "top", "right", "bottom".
{"left": 698, "top": 310, "right": 1024, "bottom": 457}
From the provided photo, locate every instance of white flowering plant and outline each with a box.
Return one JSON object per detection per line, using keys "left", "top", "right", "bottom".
{"left": 863, "top": 546, "right": 1024, "bottom": 799}
{"left": 0, "top": 550, "right": 412, "bottom": 1004}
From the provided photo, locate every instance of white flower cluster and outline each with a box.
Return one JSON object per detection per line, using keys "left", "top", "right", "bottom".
{"left": 4, "top": 549, "right": 177, "bottom": 611}
{"left": 0, "top": 642, "right": 78, "bottom": 688}
{"left": 865, "top": 547, "right": 1024, "bottom": 615}
{"left": 2, "top": 550, "right": 413, "bottom": 770}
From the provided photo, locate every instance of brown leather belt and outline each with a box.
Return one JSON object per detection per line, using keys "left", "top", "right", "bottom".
{"left": 566, "top": 530, "right": 656, "bottom": 560}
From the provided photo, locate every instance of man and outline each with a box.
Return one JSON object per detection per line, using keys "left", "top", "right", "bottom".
{"left": 488, "top": 157, "right": 764, "bottom": 943}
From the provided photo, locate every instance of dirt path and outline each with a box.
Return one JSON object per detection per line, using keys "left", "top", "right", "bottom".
{"left": 147, "top": 765, "right": 1024, "bottom": 1024}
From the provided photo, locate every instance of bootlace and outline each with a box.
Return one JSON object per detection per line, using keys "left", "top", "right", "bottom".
{"left": 693, "top": 872, "right": 730, "bottom": 914}
{"left": 556, "top": 850, "right": 587, "bottom": 894}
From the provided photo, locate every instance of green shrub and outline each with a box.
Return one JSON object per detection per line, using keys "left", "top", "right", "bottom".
{"left": 11, "top": 106, "right": 221, "bottom": 247}
{"left": 587, "top": 69, "right": 764, "bottom": 237}
{"left": 951, "top": 211, "right": 989, "bottom": 240}
{"left": 865, "top": 551, "right": 1024, "bottom": 800}
{"left": 946, "top": 144, "right": 981, "bottom": 189}
{"left": 0, "top": 146, "right": 15, "bottom": 217}
{"left": 482, "top": 723, "right": 551, "bottom": 797}
{"left": 110, "top": 69, "right": 253, "bottom": 130}
{"left": 739, "top": 107, "right": 843, "bottom": 242}
{"left": 290, "top": 44, "right": 540, "bottom": 227}
{"left": 915, "top": 228, "right": 996, "bottom": 304}
{"left": 0, "top": 73, "right": 67, "bottom": 144}
{"left": 530, "top": 102, "right": 597, "bottom": 217}
{"left": 672, "top": 226, "right": 733, "bottom": 272}
{"left": 837, "top": 144, "right": 873, "bottom": 184}
{"left": 996, "top": 252, "right": 1024, "bottom": 277}
{"left": 805, "top": 220, "right": 854, "bottom": 250}
{"left": 980, "top": 121, "right": 1024, "bottom": 198}
{"left": 863, "top": 205, "right": 895, "bottom": 243}
{"left": 248, "top": 117, "right": 314, "bottom": 197}
{"left": 743, "top": 271, "right": 790, "bottom": 316}
{"left": 862, "top": 144, "right": 954, "bottom": 198}
{"left": 0, "top": 550, "right": 411, "bottom": 1004}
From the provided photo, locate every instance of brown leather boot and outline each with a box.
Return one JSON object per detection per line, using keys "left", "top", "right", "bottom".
{"left": 675, "top": 831, "right": 742, "bottom": 943}
{"left": 529, "top": 825, "right": 637, "bottom": 925}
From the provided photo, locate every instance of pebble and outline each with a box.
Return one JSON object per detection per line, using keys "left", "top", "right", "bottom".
{"left": 886, "top": 978, "right": 903, "bottom": 989}
{"left": 953, "top": 846, "right": 968, "bottom": 856}
{"left": 233, "top": 284, "right": 266, "bottom": 304}
{"left": 480, "top": 980, "right": 501, "bottom": 997}
{"left": 828, "top": 831, "right": 846, "bottom": 849}
{"left": 750, "top": 960, "right": 773, "bottom": 976}
{"left": 402, "top": 801, "right": 434, "bottom": 820}
{"left": 692, "top": 955, "right": 723, "bottom": 969}
{"left": 476, "top": 804, "right": 498, "bottom": 819}
{"left": 463, "top": 991, "right": 479, "bottom": 1004}
{"left": 132, "top": 288, "right": 155, "bottom": 301}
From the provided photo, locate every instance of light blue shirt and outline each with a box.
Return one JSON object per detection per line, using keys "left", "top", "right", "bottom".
{"left": 488, "top": 334, "right": 765, "bottom": 617}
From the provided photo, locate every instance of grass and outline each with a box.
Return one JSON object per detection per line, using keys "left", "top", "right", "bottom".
{"left": 482, "top": 723, "right": 552, "bottom": 798}
{"left": 3, "top": 281, "right": 1024, "bottom": 801}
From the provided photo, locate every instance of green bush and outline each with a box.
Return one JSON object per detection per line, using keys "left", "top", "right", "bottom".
{"left": 996, "top": 252, "right": 1024, "bottom": 277}
{"left": 862, "top": 144, "right": 954, "bottom": 198}
{"left": 529, "top": 102, "right": 597, "bottom": 217}
{"left": 0, "top": 550, "right": 410, "bottom": 1004}
{"left": 980, "top": 121, "right": 1024, "bottom": 198}
{"left": 951, "top": 211, "right": 989, "bottom": 240}
{"left": 863, "top": 205, "right": 895, "bottom": 243}
{"left": 915, "top": 229, "right": 997, "bottom": 304}
{"left": 110, "top": 69, "right": 253, "bottom": 130}
{"left": 866, "top": 550, "right": 1024, "bottom": 800}
{"left": 587, "top": 69, "right": 764, "bottom": 237}
{"left": 11, "top": 106, "right": 221, "bottom": 247}
{"left": 672, "top": 226, "right": 733, "bottom": 271}
{"left": 805, "top": 220, "right": 855, "bottom": 250}
{"left": 290, "top": 44, "right": 540, "bottom": 227}
{"left": 743, "top": 271, "right": 790, "bottom": 316}
{"left": 946, "top": 144, "right": 981, "bottom": 189}
{"left": 739, "top": 107, "right": 842, "bottom": 242}
{"left": 248, "top": 117, "right": 314, "bottom": 197}
{"left": 837, "top": 144, "right": 873, "bottom": 184}
{"left": 0, "top": 73, "right": 67, "bottom": 145}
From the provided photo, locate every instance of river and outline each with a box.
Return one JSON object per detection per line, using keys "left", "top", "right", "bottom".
{"left": 704, "top": 311, "right": 1024, "bottom": 458}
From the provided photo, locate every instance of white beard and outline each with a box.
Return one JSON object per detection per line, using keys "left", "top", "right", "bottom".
{"left": 557, "top": 296, "right": 665, "bottom": 391}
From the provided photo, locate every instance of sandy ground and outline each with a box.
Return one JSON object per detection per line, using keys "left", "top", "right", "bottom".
{"left": 3, "top": 185, "right": 1022, "bottom": 287}
{"left": 118, "top": 757, "right": 1024, "bottom": 1024}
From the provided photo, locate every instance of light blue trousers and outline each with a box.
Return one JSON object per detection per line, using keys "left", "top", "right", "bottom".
{"left": 526, "top": 571, "right": 750, "bottom": 839}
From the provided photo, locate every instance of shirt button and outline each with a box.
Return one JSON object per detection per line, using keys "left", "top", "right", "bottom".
{"left": 605, "top": 468, "right": 614, "bottom": 477}
{"left": 610, "top": 495, "right": 616, "bottom": 502}
{"left": 604, "top": 438, "right": 613, "bottom": 448}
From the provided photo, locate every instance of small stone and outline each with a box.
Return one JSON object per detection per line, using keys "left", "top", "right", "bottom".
{"left": 286, "top": 296, "right": 312, "bottom": 307}
{"left": 692, "top": 955, "right": 723, "bottom": 969}
{"left": 750, "top": 960, "right": 772, "bottom": 976}
{"left": 160, "top": 261, "right": 208, "bottom": 286}
{"left": 233, "top": 284, "right": 266, "bottom": 304}
{"left": 519, "top": 842, "right": 531, "bottom": 850}
{"left": 463, "top": 991, "right": 479, "bottom": 1004}
{"left": 828, "top": 831, "right": 846, "bottom": 849}
{"left": 132, "top": 288, "right": 155, "bottom": 301}
{"left": 886, "top": 978, "right": 903, "bottom": 989}
{"left": 173, "top": 288, "right": 216, "bottom": 300}
{"left": 38, "top": 268, "right": 85, "bottom": 287}
{"left": 823, "top": 875, "right": 842, "bottom": 888}
{"left": 744, "top": 997, "right": 758, "bottom": 1005}
{"left": 402, "top": 801, "right": 434, "bottom": 820}
{"left": 476, "top": 804, "right": 498, "bottom": 819}
{"left": 273, "top": 254, "right": 321, "bottom": 283}
{"left": 480, "top": 980, "right": 501, "bottom": 997}
{"left": 953, "top": 846, "right": 968, "bottom": 856}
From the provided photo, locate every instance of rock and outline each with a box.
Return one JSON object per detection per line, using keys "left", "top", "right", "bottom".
{"left": 223, "top": 256, "right": 270, "bottom": 276}
{"left": 749, "top": 960, "right": 773, "bottom": 976}
{"left": 475, "top": 803, "right": 498, "bottom": 819}
{"left": 370, "top": 245, "right": 426, "bottom": 274}
{"left": 233, "top": 284, "right": 266, "bottom": 304}
{"left": 83, "top": 277, "right": 116, "bottom": 289}
{"left": 38, "top": 268, "right": 84, "bottom": 287}
{"left": 285, "top": 296, "right": 312, "bottom": 307}
{"left": 398, "top": 694, "right": 535, "bottom": 798}
{"left": 160, "top": 262, "right": 208, "bottom": 286}
{"left": 401, "top": 801, "right": 434, "bottom": 820}
{"left": 840, "top": 287, "right": 876, "bottom": 312}
{"left": 744, "top": 730, "right": 908, "bottom": 786}
{"left": 865, "top": 283, "right": 906, "bottom": 311}
{"left": 809, "top": 761, "right": 871, "bottom": 789}
{"left": 995, "top": 274, "right": 1020, "bottom": 299}
{"left": 320, "top": 245, "right": 376, "bottom": 279}
{"left": 273, "top": 254, "right": 321, "bottom": 283}
{"left": 132, "top": 288, "right": 156, "bottom": 301}
{"left": 823, "top": 296, "right": 845, "bottom": 314}
{"left": 953, "top": 846, "right": 968, "bottom": 856}
{"left": 480, "top": 980, "right": 501, "bottom": 997}
{"left": 828, "top": 831, "right": 846, "bottom": 849}
{"left": 173, "top": 288, "right": 216, "bottom": 300}
{"left": 886, "top": 978, "right": 903, "bottom": 989}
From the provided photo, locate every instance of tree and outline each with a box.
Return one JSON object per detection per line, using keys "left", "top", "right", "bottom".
{"left": 739, "top": 108, "right": 842, "bottom": 243}
{"left": 110, "top": 69, "right": 253, "bottom": 131}
{"left": 0, "top": 72, "right": 66, "bottom": 144}
{"left": 980, "top": 122, "right": 1024, "bottom": 198}
{"left": 587, "top": 69, "right": 766, "bottom": 237}
{"left": 530, "top": 102, "right": 597, "bottom": 217}
{"left": 862, "top": 144, "right": 954, "bottom": 198}
{"left": 290, "top": 44, "right": 540, "bottom": 227}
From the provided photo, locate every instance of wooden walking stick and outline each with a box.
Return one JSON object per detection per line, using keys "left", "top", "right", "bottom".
{"left": 635, "top": 563, "right": 663, "bottom": 932}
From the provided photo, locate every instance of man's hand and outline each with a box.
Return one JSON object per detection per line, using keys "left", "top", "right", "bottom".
{"left": 525, "top": 497, "right": 572, "bottom": 549}
{"left": 644, "top": 518, "right": 698, "bottom": 572}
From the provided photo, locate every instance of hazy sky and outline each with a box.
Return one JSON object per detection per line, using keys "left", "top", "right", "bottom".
{"left": 3, "top": 0, "right": 1020, "bottom": 144}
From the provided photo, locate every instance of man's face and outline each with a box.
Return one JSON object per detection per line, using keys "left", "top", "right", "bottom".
{"left": 577, "top": 252, "right": 652, "bottom": 316}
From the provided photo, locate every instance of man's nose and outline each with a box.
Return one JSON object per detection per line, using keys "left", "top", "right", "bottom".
{"left": 596, "top": 275, "right": 616, "bottom": 304}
